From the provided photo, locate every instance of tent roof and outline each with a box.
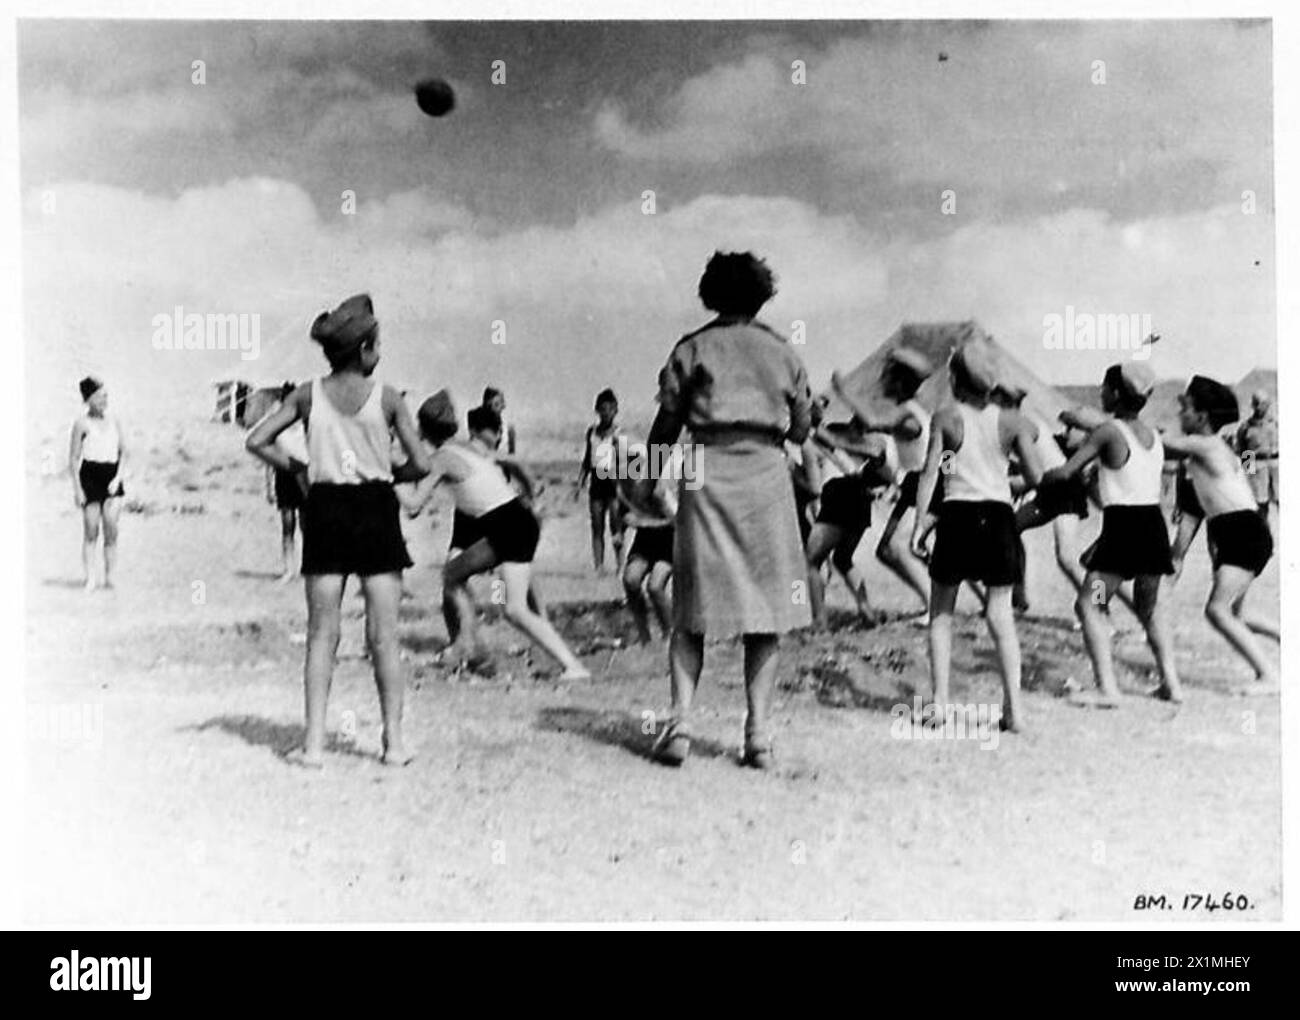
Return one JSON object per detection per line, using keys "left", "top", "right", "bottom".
{"left": 828, "top": 320, "right": 1072, "bottom": 429}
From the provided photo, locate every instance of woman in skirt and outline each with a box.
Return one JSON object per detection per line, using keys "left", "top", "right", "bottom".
{"left": 1040, "top": 362, "right": 1182, "bottom": 706}
{"left": 69, "top": 375, "right": 128, "bottom": 591}
{"left": 644, "top": 251, "right": 813, "bottom": 769}
{"left": 246, "top": 294, "right": 430, "bottom": 768}
{"left": 910, "top": 342, "right": 1042, "bottom": 732}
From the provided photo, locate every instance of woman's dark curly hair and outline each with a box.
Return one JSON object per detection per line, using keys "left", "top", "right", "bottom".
{"left": 697, "top": 251, "right": 777, "bottom": 317}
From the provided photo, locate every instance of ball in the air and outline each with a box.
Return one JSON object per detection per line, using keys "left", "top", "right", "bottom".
{"left": 415, "top": 78, "right": 456, "bottom": 117}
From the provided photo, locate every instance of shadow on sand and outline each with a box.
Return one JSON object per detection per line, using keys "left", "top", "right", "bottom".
{"left": 184, "top": 714, "right": 374, "bottom": 762}
{"left": 535, "top": 705, "right": 733, "bottom": 764}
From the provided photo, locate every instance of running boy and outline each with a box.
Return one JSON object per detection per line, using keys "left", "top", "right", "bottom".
{"left": 410, "top": 391, "right": 590, "bottom": 680}
{"left": 910, "top": 343, "right": 1042, "bottom": 731}
{"left": 1040, "top": 363, "right": 1182, "bottom": 706}
{"left": 575, "top": 388, "right": 628, "bottom": 574}
{"left": 832, "top": 347, "right": 935, "bottom": 615}
{"left": 246, "top": 294, "right": 429, "bottom": 768}
{"left": 1162, "top": 376, "right": 1278, "bottom": 691}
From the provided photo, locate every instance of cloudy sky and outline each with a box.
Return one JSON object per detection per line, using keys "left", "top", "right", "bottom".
{"left": 19, "top": 19, "right": 1274, "bottom": 425}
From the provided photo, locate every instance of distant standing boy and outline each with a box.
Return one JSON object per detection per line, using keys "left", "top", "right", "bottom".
{"left": 910, "top": 343, "right": 1041, "bottom": 731}
{"left": 246, "top": 294, "right": 430, "bottom": 768}
{"left": 1041, "top": 363, "right": 1182, "bottom": 706}
{"left": 619, "top": 445, "right": 677, "bottom": 644}
{"left": 575, "top": 388, "right": 628, "bottom": 574}
{"left": 258, "top": 382, "right": 310, "bottom": 582}
{"left": 69, "top": 376, "right": 127, "bottom": 591}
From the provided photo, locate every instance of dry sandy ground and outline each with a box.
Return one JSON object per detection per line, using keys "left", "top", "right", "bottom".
{"left": 22, "top": 420, "right": 1283, "bottom": 923}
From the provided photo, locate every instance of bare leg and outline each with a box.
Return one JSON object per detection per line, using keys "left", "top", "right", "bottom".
{"left": 805, "top": 523, "right": 842, "bottom": 628}
{"left": 1132, "top": 574, "right": 1182, "bottom": 700}
{"left": 100, "top": 497, "right": 121, "bottom": 588}
{"left": 359, "top": 572, "right": 413, "bottom": 764}
{"left": 1075, "top": 570, "right": 1123, "bottom": 704}
{"left": 302, "top": 574, "right": 345, "bottom": 762}
{"left": 279, "top": 509, "right": 297, "bottom": 581}
{"left": 589, "top": 501, "right": 607, "bottom": 573}
{"left": 442, "top": 540, "right": 499, "bottom": 665}
{"left": 668, "top": 628, "right": 704, "bottom": 726}
{"left": 81, "top": 502, "right": 102, "bottom": 589}
{"left": 742, "top": 632, "right": 780, "bottom": 762}
{"left": 499, "top": 562, "right": 589, "bottom": 676}
{"left": 983, "top": 585, "right": 1024, "bottom": 730}
{"left": 1206, "top": 566, "right": 1276, "bottom": 686}
{"left": 646, "top": 562, "right": 673, "bottom": 635}
{"left": 927, "top": 581, "right": 960, "bottom": 705}
{"left": 622, "top": 557, "right": 653, "bottom": 644}
{"left": 877, "top": 504, "right": 929, "bottom": 611}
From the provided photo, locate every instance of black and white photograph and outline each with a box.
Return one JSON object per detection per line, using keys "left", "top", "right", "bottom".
{"left": 8, "top": 2, "right": 1296, "bottom": 934}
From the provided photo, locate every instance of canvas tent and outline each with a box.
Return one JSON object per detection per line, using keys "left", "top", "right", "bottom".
{"left": 829, "top": 320, "right": 1073, "bottom": 430}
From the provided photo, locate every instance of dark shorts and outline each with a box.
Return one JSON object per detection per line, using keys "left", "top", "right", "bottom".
{"left": 79, "top": 460, "right": 123, "bottom": 505}
{"left": 1207, "top": 509, "right": 1273, "bottom": 575}
{"left": 930, "top": 501, "right": 1020, "bottom": 586}
{"left": 629, "top": 524, "right": 674, "bottom": 566}
{"left": 1033, "top": 474, "right": 1089, "bottom": 521}
{"left": 273, "top": 467, "right": 308, "bottom": 511}
{"left": 589, "top": 485, "right": 627, "bottom": 535}
{"left": 897, "top": 470, "right": 944, "bottom": 515}
{"left": 476, "top": 498, "right": 541, "bottom": 564}
{"left": 449, "top": 510, "right": 483, "bottom": 552}
{"left": 300, "top": 482, "right": 412, "bottom": 577}
{"left": 816, "top": 474, "right": 873, "bottom": 531}
{"left": 1081, "top": 505, "right": 1174, "bottom": 579}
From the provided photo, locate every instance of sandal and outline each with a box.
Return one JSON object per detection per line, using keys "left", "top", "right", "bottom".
{"left": 651, "top": 721, "right": 691, "bottom": 767}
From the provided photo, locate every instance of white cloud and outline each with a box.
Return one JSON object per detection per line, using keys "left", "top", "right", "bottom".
{"left": 24, "top": 178, "right": 1273, "bottom": 436}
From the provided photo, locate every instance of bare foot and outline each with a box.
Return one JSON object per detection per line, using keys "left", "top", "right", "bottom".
{"left": 283, "top": 747, "right": 325, "bottom": 770}
{"left": 1069, "top": 689, "right": 1122, "bottom": 709}
{"left": 1148, "top": 684, "right": 1184, "bottom": 704}
{"left": 559, "top": 665, "right": 592, "bottom": 681}
{"left": 83, "top": 577, "right": 96, "bottom": 592}
{"left": 381, "top": 748, "right": 416, "bottom": 767}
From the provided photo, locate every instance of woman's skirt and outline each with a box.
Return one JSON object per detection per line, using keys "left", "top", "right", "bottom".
{"left": 301, "top": 482, "right": 412, "bottom": 577}
{"left": 674, "top": 440, "right": 811, "bottom": 635}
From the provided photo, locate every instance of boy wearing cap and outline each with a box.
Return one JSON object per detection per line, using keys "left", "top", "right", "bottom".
{"left": 69, "top": 375, "right": 127, "bottom": 590}
{"left": 1162, "top": 376, "right": 1278, "bottom": 692}
{"left": 910, "top": 342, "right": 1043, "bottom": 731}
{"left": 1041, "top": 362, "right": 1181, "bottom": 706}
{"left": 246, "top": 294, "right": 430, "bottom": 768}
{"left": 408, "top": 390, "right": 591, "bottom": 681}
